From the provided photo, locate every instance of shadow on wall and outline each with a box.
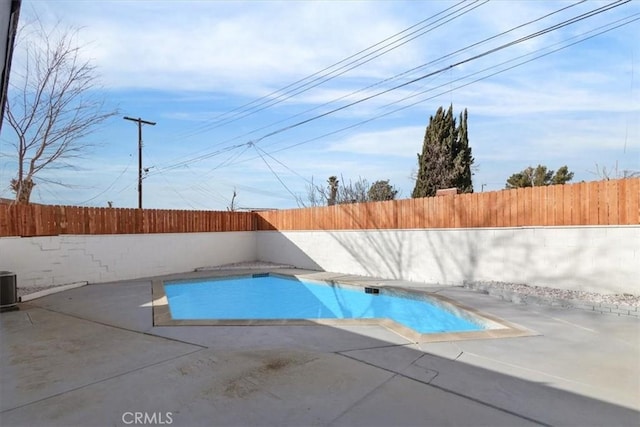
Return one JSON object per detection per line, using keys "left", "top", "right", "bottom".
{"left": 326, "top": 203, "right": 412, "bottom": 280}
{"left": 326, "top": 198, "right": 623, "bottom": 292}
{"left": 258, "top": 230, "right": 323, "bottom": 272}
{"left": 256, "top": 198, "right": 637, "bottom": 294}
{"left": 332, "top": 199, "right": 635, "bottom": 293}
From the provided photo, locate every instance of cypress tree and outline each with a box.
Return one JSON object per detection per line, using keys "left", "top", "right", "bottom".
{"left": 412, "top": 105, "right": 474, "bottom": 198}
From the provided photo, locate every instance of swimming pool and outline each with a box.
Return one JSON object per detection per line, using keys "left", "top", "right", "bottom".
{"left": 164, "top": 274, "right": 483, "bottom": 334}
{"left": 152, "top": 270, "right": 532, "bottom": 343}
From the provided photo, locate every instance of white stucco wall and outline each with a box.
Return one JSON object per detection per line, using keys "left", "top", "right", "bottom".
{"left": 257, "top": 227, "right": 640, "bottom": 295}
{"left": 2, "top": 226, "right": 638, "bottom": 295}
{"left": 0, "top": 232, "right": 256, "bottom": 289}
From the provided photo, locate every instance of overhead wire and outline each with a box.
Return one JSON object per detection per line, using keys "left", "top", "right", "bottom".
{"left": 246, "top": 0, "right": 630, "bottom": 146}
{"left": 113, "top": 1, "right": 575, "bottom": 188}
{"left": 225, "top": 12, "right": 640, "bottom": 173}
{"left": 167, "top": 0, "right": 483, "bottom": 141}
{"left": 250, "top": 142, "right": 302, "bottom": 205}
{"left": 75, "top": 156, "right": 134, "bottom": 205}
{"left": 147, "top": 0, "right": 633, "bottom": 206}
{"left": 147, "top": 143, "right": 246, "bottom": 177}
{"left": 144, "top": 149, "right": 232, "bottom": 208}
{"left": 177, "top": 1, "right": 489, "bottom": 139}
{"left": 144, "top": 0, "right": 487, "bottom": 175}
{"left": 149, "top": 0, "right": 628, "bottom": 178}
{"left": 197, "top": 0, "right": 587, "bottom": 151}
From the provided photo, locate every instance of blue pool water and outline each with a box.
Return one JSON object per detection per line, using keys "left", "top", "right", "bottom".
{"left": 164, "top": 275, "right": 484, "bottom": 334}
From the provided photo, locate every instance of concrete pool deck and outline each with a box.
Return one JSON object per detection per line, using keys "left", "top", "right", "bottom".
{"left": 1, "top": 268, "right": 639, "bottom": 426}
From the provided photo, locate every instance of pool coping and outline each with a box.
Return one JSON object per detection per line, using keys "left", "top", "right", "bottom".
{"left": 151, "top": 269, "right": 537, "bottom": 343}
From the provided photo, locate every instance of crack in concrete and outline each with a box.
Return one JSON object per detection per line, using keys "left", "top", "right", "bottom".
{"left": 28, "top": 304, "right": 208, "bottom": 349}
{"left": 338, "top": 342, "right": 416, "bottom": 354}
{"left": 328, "top": 373, "right": 400, "bottom": 425}
{"left": 1, "top": 347, "right": 206, "bottom": 414}
{"left": 335, "top": 348, "right": 550, "bottom": 426}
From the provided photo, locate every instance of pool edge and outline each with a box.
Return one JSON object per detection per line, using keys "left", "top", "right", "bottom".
{"left": 151, "top": 270, "right": 538, "bottom": 344}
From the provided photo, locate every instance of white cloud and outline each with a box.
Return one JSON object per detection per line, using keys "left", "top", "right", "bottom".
{"left": 10, "top": 0, "right": 640, "bottom": 209}
{"left": 327, "top": 126, "right": 424, "bottom": 157}
{"left": 23, "top": 0, "right": 416, "bottom": 94}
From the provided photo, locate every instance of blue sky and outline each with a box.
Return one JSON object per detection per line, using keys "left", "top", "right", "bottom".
{"left": 1, "top": 0, "right": 638, "bottom": 210}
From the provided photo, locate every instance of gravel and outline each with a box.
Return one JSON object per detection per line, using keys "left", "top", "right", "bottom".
{"left": 464, "top": 281, "right": 640, "bottom": 308}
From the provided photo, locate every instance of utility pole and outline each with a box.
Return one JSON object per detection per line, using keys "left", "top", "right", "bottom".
{"left": 123, "top": 116, "right": 156, "bottom": 209}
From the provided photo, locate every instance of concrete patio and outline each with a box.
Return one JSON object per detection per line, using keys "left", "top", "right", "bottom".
{"left": 1, "top": 268, "right": 639, "bottom": 426}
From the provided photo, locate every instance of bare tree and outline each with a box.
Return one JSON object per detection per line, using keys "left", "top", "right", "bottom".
{"left": 302, "top": 175, "right": 398, "bottom": 207}
{"left": 337, "top": 176, "right": 369, "bottom": 204}
{"left": 299, "top": 176, "right": 327, "bottom": 207}
{"left": 588, "top": 161, "right": 640, "bottom": 181}
{"left": 3, "top": 20, "right": 118, "bottom": 204}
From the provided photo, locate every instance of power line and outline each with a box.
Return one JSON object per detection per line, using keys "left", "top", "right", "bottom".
{"left": 177, "top": 1, "right": 489, "bottom": 140}
{"left": 150, "top": 0, "right": 626, "bottom": 176}
{"left": 229, "top": 13, "right": 640, "bottom": 171}
{"left": 146, "top": 1, "right": 486, "bottom": 173}
{"left": 75, "top": 156, "right": 133, "bottom": 205}
{"left": 168, "top": 0, "right": 483, "bottom": 141}
{"left": 156, "top": 0, "right": 588, "bottom": 173}
{"left": 248, "top": 0, "right": 630, "bottom": 145}
{"left": 147, "top": 143, "right": 246, "bottom": 176}
{"left": 144, "top": 1, "right": 635, "bottom": 206}
{"left": 251, "top": 142, "right": 301, "bottom": 205}
{"left": 200, "top": 0, "right": 588, "bottom": 153}
{"left": 149, "top": 148, "right": 237, "bottom": 208}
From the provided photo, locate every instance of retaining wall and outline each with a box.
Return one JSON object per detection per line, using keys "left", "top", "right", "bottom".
{"left": 2, "top": 226, "right": 638, "bottom": 295}
{"left": 256, "top": 226, "right": 640, "bottom": 295}
{"left": 0, "top": 232, "right": 256, "bottom": 289}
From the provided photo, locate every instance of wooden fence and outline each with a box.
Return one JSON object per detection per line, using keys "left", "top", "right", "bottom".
{"left": 0, "top": 178, "right": 638, "bottom": 237}
{"left": 256, "top": 178, "right": 639, "bottom": 230}
{"left": 0, "top": 205, "right": 255, "bottom": 237}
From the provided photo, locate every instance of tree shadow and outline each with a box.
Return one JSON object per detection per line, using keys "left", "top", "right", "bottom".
{"left": 256, "top": 183, "right": 635, "bottom": 295}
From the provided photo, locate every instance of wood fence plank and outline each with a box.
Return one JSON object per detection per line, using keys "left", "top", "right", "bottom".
{"left": 472, "top": 192, "right": 480, "bottom": 227}
{"left": 494, "top": 191, "right": 503, "bottom": 227}
{"left": 627, "top": 178, "right": 640, "bottom": 224}
{"left": 431, "top": 196, "right": 439, "bottom": 228}
{"left": 0, "top": 206, "right": 9, "bottom": 236}
{"left": 486, "top": 191, "right": 495, "bottom": 227}
{"left": 576, "top": 182, "right": 587, "bottom": 225}
{"left": 505, "top": 190, "right": 514, "bottom": 227}
{"left": 587, "top": 181, "right": 597, "bottom": 225}
{"left": 1, "top": 179, "right": 637, "bottom": 237}
{"left": 555, "top": 185, "right": 565, "bottom": 226}
{"left": 562, "top": 185, "right": 572, "bottom": 226}
{"left": 597, "top": 181, "right": 608, "bottom": 225}
{"left": 529, "top": 186, "right": 539, "bottom": 226}
{"left": 518, "top": 187, "right": 527, "bottom": 226}
{"left": 606, "top": 180, "right": 619, "bottom": 225}
{"left": 616, "top": 180, "right": 627, "bottom": 225}
{"left": 512, "top": 189, "right": 520, "bottom": 227}
{"left": 453, "top": 195, "right": 461, "bottom": 228}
